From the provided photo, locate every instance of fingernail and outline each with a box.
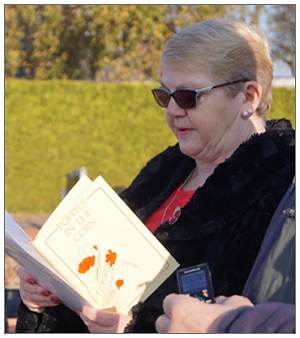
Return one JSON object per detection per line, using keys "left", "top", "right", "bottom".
{"left": 50, "top": 297, "right": 60, "bottom": 304}
{"left": 27, "top": 278, "right": 37, "bottom": 285}
{"left": 41, "top": 290, "right": 51, "bottom": 296}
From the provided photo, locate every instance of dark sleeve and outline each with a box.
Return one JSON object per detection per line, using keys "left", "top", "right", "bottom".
{"left": 216, "top": 302, "right": 295, "bottom": 333}
{"left": 15, "top": 301, "right": 89, "bottom": 333}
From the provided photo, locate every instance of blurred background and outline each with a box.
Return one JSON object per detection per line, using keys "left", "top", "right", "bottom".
{"left": 4, "top": 4, "right": 295, "bottom": 332}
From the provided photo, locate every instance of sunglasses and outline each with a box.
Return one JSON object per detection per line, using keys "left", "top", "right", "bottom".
{"left": 152, "top": 79, "right": 249, "bottom": 109}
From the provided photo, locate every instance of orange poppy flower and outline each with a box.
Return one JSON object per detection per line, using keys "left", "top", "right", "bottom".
{"left": 105, "top": 249, "right": 117, "bottom": 267}
{"left": 78, "top": 255, "right": 95, "bottom": 273}
{"left": 115, "top": 279, "right": 124, "bottom": 289}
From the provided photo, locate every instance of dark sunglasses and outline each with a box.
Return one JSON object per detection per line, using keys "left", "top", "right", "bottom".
{"left": 152, "top": 79, "right": 250, "bottom": 109}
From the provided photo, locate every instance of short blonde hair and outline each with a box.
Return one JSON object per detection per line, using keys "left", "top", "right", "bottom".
{"left": 161, "top": 19, "right": 273, "bottom": 116}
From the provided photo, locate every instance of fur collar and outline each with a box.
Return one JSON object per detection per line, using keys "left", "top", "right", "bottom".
{"left": 155, "top": 118, "right": 294, "bottom": 240}
{"left": 121, "top": 119, "right": 294, "bottom": 240}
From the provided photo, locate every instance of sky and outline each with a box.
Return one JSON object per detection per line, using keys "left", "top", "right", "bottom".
{"left": 273, "top": 61, "right": 292, "bottom": 78}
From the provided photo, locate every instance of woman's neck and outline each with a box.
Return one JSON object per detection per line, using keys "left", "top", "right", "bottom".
{"left": 250, "top": 115, "right": 266, "bottom": 135}
{"left": 182, "top": 117, "right": 266, "bottom": 191}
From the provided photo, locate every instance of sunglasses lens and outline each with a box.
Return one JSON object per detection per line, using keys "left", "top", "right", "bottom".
{"left": 173, "top": 90, "right": 196, "bottom": 109}
{"left": 152, "top": 89, "right": 170, "bottom": 108}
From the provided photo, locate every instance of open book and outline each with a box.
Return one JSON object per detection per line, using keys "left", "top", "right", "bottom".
{"left": 5, "top": 175, "right": 179, "bottom": 314}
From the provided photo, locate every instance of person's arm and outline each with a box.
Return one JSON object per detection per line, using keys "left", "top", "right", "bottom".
{"left": 155, "top": 294, "right": 295, "bottom": 333}
{"left": 16, "top": 301, "right": 89, "bottom": 333}
{"left": 216, "top": 301, "right": 295, "bottom": 333}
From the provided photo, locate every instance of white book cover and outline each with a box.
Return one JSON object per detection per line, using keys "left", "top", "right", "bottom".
{"left": 5, "top": 175, "right": 179, "bottom": 314}
{"left": 5, "top": 211, "right": 90, "bottom": 312}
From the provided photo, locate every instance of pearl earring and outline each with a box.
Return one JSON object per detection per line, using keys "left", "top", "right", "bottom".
{"left": 241, "top": 108, "right": 253, "bottom": 119}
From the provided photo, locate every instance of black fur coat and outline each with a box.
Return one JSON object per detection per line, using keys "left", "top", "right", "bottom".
{"left": 16, "top": 119, "right": 295, "bottom": 333}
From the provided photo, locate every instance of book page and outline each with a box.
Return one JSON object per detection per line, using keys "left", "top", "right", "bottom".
{"left": 34, "top": 176, "right": 179, "bottom": 314}
{"left": 5, "top": 211, "right": 95, "bottom": 312}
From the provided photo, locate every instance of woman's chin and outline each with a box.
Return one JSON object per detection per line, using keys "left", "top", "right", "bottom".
{"left": 178, "top": 143, "right": 197, "bottom": 158}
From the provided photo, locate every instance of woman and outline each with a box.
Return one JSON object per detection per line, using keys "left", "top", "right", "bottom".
{"left": 16, "top": 19, "right": 294, "bottom": 333}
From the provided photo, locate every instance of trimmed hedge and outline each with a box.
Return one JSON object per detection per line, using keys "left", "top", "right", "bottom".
{"left": 5, "top": 79, "right": 295, "bottom": 212}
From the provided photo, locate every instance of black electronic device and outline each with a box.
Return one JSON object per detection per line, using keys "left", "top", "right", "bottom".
{"left": 176, "top": 263, "right": 215, "bottom": 303}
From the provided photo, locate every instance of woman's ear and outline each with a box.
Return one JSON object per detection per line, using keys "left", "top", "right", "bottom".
{"left": 244, "top": 81, "right": 262, "bottom": 114}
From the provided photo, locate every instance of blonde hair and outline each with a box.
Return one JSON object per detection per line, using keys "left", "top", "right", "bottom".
{"left": 161, "top": 19, "right": 273, "bottom": 116}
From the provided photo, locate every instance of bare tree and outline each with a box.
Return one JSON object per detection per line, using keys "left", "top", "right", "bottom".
{"left": 267, "top": 5, "right": 295, "bottom": 76}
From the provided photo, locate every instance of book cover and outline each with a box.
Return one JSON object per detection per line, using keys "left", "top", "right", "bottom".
{"left": 5, "top": 175, "right": 179, "bottom": 314}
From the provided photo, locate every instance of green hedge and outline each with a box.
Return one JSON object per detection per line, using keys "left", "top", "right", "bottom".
{"left": 5, "top": 79, "right": 295, "bottom": 212}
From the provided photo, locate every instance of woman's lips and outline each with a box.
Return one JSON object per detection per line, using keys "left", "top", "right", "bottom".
{"left": 177, "top": 128, "right": 193, "bottom": 136}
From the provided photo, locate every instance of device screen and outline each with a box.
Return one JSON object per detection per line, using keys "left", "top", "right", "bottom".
{"left": 177, "top": 263, "right": 215, "bottom": 303}
{"left": 181, "top": 269, "right": 207, "bottom": 293}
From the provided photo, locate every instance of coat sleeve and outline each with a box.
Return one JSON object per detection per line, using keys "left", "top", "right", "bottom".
{"left": 15, "top": 301, "right": 89, "bottom": 333}
{"left": 215, "top": 302, "right": 295, "bottom": 333}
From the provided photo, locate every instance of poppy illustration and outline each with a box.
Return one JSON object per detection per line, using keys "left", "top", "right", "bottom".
{"left": 78, "top": 255, "right": 95, "bottom": 273}
{"left": 115, "top": 279, "right": 124, "bottom": 289}
{"left": 105, "top": 249, "right": 117, "bottom": 267}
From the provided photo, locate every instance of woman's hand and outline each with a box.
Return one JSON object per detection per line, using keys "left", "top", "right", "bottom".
{"left": 18, "top": 266, "right": 61, "bottom": 313}
{"left": 79, "top": 305, "right": 131, "bottom": 333}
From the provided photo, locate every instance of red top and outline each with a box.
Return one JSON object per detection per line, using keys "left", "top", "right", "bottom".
{"left": 144, "top": 187, "right": 194, "bottom": 233}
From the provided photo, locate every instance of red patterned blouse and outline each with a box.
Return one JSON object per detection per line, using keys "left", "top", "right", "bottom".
{"left": 144, "top": 187, "right": 195, "bottom": 233}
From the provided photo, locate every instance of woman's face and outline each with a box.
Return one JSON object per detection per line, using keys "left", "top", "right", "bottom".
{"left": 161, "top": 64, "right": 246, "bottom": 162}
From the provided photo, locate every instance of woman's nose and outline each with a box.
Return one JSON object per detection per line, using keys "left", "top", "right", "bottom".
{"left": 165, "top": 97, "right": 187, "bottom": 117}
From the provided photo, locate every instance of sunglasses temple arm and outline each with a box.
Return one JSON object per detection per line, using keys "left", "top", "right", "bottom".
{"left": 196, "top": 86, "right": 214, "bottom": 97}
{"left": 212, "top": 79, "right": 250, "bottom": 90}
